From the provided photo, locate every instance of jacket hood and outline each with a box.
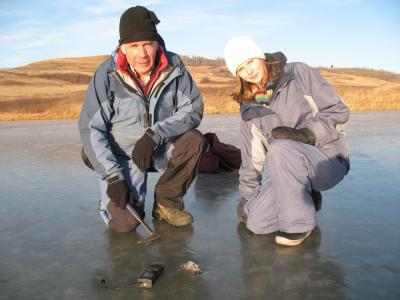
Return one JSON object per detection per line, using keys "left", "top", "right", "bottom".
{"left": 264, "top": 52, "right": 287, "bottom": 89}
{"left": 264, "top": 51, "right": 287, "bottom": 65}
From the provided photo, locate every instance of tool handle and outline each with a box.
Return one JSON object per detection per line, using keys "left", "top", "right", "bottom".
{"left": 126, "top": 204, "right": 154, "bottom": 234}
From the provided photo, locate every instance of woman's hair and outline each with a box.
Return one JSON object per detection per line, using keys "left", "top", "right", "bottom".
{"left": 231, "top": 59, "right": 283, "bottom": 103}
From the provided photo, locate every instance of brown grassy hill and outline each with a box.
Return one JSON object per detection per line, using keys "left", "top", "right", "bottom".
{"left": 0, "top": 55, "right": 399, "bottom": 121}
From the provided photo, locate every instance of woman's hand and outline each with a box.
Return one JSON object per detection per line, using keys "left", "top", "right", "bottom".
{"left": 271, "top": 126, "right": 316, "bottom": 146}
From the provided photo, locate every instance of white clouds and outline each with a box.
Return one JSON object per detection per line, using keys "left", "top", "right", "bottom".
{"left": 160, "top": 9, "right": 298, "bottom": 36}
{"left": 0, "top": 0, "right": 172, "bottom": 67}
{"left": 1, "top": 17, "right": 117, "bottom": 49}
{"left": 61, "top": 16, "right": 119, "bottom": 49}
{"left": 157, "top": 7, "right": 300, "bottom": 58}
{"left": 83, "top": 0, "right": 165, "bottom": 16}
{"left": 83, "top": 0, "right": 132, "bottom": 16}
{"left": 0, "top": 12, "right": 119, "bottom": 67}
{"left": 0, "top": 0, "right": 399, "bottom": 72}
{"left": 0, "top": 2, "right": 301, "bottom": 66}
{"left": 317, "top": 0, "right": 363, "bottom": 5}
{"left": 0, "top": 34, "right": 27, "bottom": 42}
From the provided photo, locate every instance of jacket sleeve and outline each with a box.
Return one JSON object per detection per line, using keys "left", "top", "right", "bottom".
{"left": 78, "top": 61, "right": 124, "bottom": 180}
{"left": 295, "top": 63, "right": 350, "bottom": 147}
{"left": 239, "top": 108, "right": 282, "bottom": 200}
{"left": 151, "top": 66, "right": 204, "bottom": 144}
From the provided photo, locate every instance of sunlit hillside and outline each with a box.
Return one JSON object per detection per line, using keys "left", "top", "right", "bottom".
{"left": 0, "top": 55, "right": 399, "bottom": 121}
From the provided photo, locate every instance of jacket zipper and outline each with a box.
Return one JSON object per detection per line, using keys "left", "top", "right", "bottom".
{"left": 111, "top": 70, "right": 142, "bottom": 97}
{"left": 153, "top": 83, "right": 165, "bottom": 98}
{"left": 148, "top": 66, "right": 177, "bottom": 99}
{"left": 111, "top": 70, "right": 151, "bottom": 127}
{"left": 271, "top": 74, "right": 295, "bottom": 102}
{"left": 112, "top": 66, "right": 178, "bottom": 128}
{"left": 146, "top": 66, "right": 178, "bottom": 127}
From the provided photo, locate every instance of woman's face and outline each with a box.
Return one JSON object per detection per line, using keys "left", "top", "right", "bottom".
{"left": 236, "top": 58, "right": 265, "bottom": 86}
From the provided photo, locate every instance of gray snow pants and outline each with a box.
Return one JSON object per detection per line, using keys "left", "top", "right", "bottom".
{"left": 244, "top": 139, "right": 349, "bottom": 234}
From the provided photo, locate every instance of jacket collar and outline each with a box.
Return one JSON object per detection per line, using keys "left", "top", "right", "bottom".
{"left": 116, "top": 47, "right": 169, "bottom": 95}
{"left": 274, "top": 69, "right": 295, "bottom": 93}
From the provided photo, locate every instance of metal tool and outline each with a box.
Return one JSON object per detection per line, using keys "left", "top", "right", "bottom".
{"left": 126, "top": 204, "right": 160, "bottom": 244}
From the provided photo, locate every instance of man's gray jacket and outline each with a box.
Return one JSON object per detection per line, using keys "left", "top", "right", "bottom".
{"left": 79, "top": 51, "right": 204, "bottom": 180}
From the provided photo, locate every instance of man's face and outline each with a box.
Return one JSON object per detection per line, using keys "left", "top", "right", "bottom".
{"left": 121, "top": 41, "right": 158, "bottom": 78}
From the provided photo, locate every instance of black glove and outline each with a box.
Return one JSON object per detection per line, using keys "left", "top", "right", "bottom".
{"left": 271, "top": 126, "right": 316, "bottom": 146}
{"left": 106, "top": 178, "right": 130, "bottom": 209}
{"left": 132, "top": 129, "right": 157, "bottom": 171}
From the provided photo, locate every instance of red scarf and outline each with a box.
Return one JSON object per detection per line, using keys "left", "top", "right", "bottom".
{"left": 116, "top": 47, "right": 169, "bottom": 95}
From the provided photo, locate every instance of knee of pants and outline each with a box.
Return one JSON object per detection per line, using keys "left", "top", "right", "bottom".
{"left": 267, "top": 139, "right": 305, "bottom": 170}
{"left": 175, "top": 129, "right": 206, "bottom": 152}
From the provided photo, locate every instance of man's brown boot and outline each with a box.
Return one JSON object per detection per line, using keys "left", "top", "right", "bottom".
{"left": 153, "top": 204, "right": 193, "bottom": 227}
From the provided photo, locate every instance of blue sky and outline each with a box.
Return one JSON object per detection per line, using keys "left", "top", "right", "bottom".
{"left": 1, "top": 0, "right": 399, "bottom": 72}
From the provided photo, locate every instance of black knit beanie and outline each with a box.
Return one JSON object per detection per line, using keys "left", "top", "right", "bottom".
{"left": 119, "top": 6, "right": 160, "bottom": 46}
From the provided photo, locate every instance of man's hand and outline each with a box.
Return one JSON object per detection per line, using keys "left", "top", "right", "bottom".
{"left": 106, "top": 179, "right": 130, "bottom": 209}
{"left": 131, "top": 129, "right": 157, "bottom": 171}
{"left": 271, "top": 126, "right": 316, "bottom": 146}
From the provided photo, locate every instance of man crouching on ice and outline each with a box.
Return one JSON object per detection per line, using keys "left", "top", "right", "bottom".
{"left": 79, "top": 6, "right": 205, "bottom": 232}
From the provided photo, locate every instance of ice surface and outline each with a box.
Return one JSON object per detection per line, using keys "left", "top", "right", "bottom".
{"left": 0, "top": 111, "right": 399, "bottom": 299}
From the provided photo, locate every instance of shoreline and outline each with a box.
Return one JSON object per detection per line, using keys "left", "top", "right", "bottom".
{"left": 1, "top": 109, "right": 399, "bottom": 123}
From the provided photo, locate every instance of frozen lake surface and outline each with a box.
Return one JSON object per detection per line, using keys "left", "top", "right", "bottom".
{"left": 1, "top": 111, "right": 399, "bottom": 299}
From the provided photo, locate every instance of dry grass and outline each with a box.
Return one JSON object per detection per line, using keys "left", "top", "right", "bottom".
{"left": 0, "top": 55, "right": 399, "bottom": 121}
{"left": 0, "top": 92, "right": 83, "bottom": 120}
{"left": 319, "top": 67, "right": 400, "bottom": 82}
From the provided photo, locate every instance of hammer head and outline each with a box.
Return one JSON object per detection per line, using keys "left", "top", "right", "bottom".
{"left": 137, "top": 233, "right": 161, "bottom": 245}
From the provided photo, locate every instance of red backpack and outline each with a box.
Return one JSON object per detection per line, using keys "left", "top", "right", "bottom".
{"left": 198, "top": 133, "right": 242, "bottom": 173}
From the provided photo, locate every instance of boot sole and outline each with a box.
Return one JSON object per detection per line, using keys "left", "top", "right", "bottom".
{"left": 153, "top": 210, "right": 193, "bottom": 227}
{"left": 275, "top": 230, "right": 312, "bottom": 246}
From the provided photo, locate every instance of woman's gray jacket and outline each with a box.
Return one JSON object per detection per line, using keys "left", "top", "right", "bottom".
{"left": 239, "top": 53, "right": 350, "bottom": 201}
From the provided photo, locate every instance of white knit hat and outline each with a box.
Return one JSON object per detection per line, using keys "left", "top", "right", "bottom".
{"left": 224, "top": 36, "right": 265, "bottom": 76}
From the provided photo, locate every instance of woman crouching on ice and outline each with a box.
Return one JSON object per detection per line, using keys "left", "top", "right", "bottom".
{"left": 224, "top": 36, "right": 350, "bottom": 246}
